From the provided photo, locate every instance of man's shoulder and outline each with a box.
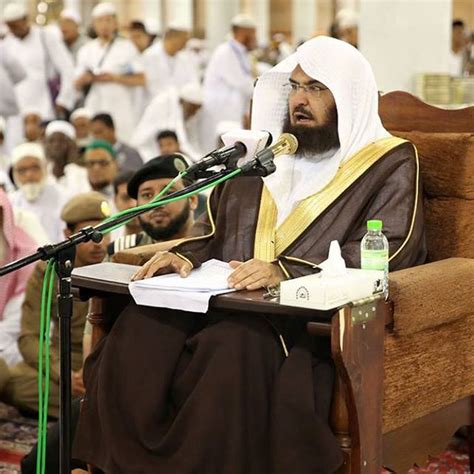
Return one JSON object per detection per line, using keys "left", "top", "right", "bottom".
{"left": 107, "top": 231, "right": 153, "bottom": 256}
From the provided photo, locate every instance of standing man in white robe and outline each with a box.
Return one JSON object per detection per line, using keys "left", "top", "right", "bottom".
{"left": 59, "top": 8, "right": 87, "bottom": 64}
{"left": 200, "top": 14, "right": 257, "bottom": 152}
{"left": 2, "top": 3, "right": 75, "bottom": 149}
{"left": 74, "top": 2, "right": 145, "bottom": 143}
{"left": 130, "top": 83, "right": 204, "bottom": 161}
{"left": 142, "top": 25, "right": 198, "bottom": 100}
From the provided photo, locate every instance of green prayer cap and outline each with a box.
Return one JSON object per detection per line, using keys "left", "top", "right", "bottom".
{"left": 85, "top": 139, "right": 117, "bottom": 159}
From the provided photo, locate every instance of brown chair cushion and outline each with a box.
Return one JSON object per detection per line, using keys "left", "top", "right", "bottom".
{"left": 383, "top": 312, "right": 474, "bottom": 433}
{"left": 391, "top": 131, "right": 474, "bottom": 199}
{"left": 425, "top": 198, "right": 474, "bottom": 261}
{"left": 389, "top": 258, "right": 474, "bottom": 336}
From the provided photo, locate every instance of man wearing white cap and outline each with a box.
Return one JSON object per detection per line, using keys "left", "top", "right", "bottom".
{"left": 335, "top": 8, "right": 359, "bottom": 48}
{"left": 130, "top": 82, "right": 204, "bottom": 161}
{"left": 70, "top": 107, "right": 92, "bottom": 152}
{"left": 74, "top": 2, "right": 145, "bottom": 142}
{"left": 142, "top": 24, "right": 199, "bottom": 101}
{"left": 22, "top": 108, "right": 44, "bottom": 143}
{"left": 200, "top": 14, "right": 257, "bottom": 152}
{"left": 74, "top": 37, "right": 426, "bottom": 473}
{"left": 44, "top": 120, "right": 90, "bottom": 196}
{"left": 2, "top": 2, "right": 76, "bottom": 121}
{"left": 9, "top": 142, "right": 69, "bottom": 243}
{"left": 59, "top": 8, "right": 87, "bottom": 63}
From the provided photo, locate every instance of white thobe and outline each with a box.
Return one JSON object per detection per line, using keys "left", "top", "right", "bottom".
{"left": 47, "top": 162, "right": 91, "bottom": 198}
{"left": 130, "top": 87, "right": 203, "bottom": 162}
{"left": 201, "top": 39, "right": 254, "bottom": 151}
{"left": 75, "top": 37, "right": 144, "bottom": 142}
{"left": 448, "top": 50, "right": 464, "bottom": 76}
{"left": 0, "top": 208, "right": 49, "bottom": 366}
{"left": 0, "top": 293, "right": 25, "bottom": 365}
{"left": 2, "top": 25, "right": 76, "bottom": 117}
{"left": 9, "top": 183, "right": 69, "bottom": 243}
{"left": 142, "top": 42, "right": 200, "bottom": 99}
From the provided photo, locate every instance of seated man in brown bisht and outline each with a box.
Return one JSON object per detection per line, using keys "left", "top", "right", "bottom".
{"left": 73, "top": 37, "right": 427, "bottom": 473}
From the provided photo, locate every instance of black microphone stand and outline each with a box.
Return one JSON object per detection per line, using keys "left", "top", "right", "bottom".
{"left": 0, "top": 153, "right": 274, "bottom": 474}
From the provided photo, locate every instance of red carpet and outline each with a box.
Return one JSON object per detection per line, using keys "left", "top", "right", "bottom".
{"left": 0, "top": 403, "right": 470, "bottom": 473}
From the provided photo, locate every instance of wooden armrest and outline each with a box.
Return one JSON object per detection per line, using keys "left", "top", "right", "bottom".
{"left": 390, "top": 257, "right": 474, "bottom": 335}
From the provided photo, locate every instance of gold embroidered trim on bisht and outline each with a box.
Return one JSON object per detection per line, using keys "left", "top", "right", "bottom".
{"left": 254, "top": 137, "right": 407, "bottom": 261}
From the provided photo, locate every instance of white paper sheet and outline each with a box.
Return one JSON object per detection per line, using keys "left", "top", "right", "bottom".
{"left": 128, "top": 259, "right": 235, "bottom": 313}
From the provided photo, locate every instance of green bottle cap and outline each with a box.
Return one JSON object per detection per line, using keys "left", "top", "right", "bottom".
{"left": 367, "top": 219, "right": 383, "bottom": 231}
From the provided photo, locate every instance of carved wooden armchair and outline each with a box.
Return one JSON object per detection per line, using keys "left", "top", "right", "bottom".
{"left": 338, "top": 91, "right": 474, "bottom": 472}
{"left": 75, "top": 92, "right": 474, "bottom": 474}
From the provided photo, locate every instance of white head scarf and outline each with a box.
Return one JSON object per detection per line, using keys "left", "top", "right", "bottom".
{"left": 252, "top": 36, "right": 390, "bottom": 225}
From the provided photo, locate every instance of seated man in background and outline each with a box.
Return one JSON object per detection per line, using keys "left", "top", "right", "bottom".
{"left": 0, "top": 192, "right": 110, "bottom": 418}
{"left": 91, "top": 113, "right": 143, "bottom": 171}
{"left": 22, "top": 109, "right": 44, "bottom": 143}
{"left": 9, "top": 142, "right": 68, "bottom": 243}
{"left": 83, "top": 139, "right": 119, "bottom": 202}
{"left": 109, "top": 170, "right": 141, "bottom": 241}
{"left": 0, "top": 188, "right": 37, "bottom": 370}
{"left": 74, "top": 37, "right": 426, "bottom": 473}
{"left": 69, "top": 108, "right": 92, "bottom": 156}
{"left": 108, "top": 154, "right": 198, "bottom": 256}
{"left": 44, "top": 120, "right": 90, "bottom": 195}
{"left": 156, "top": 130, "right": 180, "bottom": 155}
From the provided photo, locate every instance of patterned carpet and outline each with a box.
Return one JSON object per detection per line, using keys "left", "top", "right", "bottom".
{"left": 0, "top": 402, "right": 470, "bottom": 473}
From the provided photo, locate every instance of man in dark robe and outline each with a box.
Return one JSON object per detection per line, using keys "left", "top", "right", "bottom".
{"left": 73, "top": 37, "right": 427, "bottom": 473}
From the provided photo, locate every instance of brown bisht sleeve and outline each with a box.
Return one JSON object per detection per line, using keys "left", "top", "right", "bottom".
{"left": 276, "top": 144, "right": 426, "bottom": 278}
{"left": 169, "top": 184, "right": 223, "bottom": 267}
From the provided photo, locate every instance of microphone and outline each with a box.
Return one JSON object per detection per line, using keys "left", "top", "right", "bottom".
{"left": 241, "top": 133, "right": 299, "bottom": 176}
{"left": 186, "top": 142, "right": 247, "bottom": 177}
{"left": 186, "top": 130, "right": 273, "bottom": 178}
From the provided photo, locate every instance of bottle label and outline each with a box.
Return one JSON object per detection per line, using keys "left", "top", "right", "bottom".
{"left": 361, "top": 250, "right": 389, "bottom": 271}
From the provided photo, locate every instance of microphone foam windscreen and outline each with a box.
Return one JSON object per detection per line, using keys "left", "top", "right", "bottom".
{"left": 220, "top": 129, "right": 272, "bottom": 166}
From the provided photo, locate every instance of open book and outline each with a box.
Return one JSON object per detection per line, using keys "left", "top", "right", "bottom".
{"left": 129, "top": 259, "right": 235, "bottom": 313}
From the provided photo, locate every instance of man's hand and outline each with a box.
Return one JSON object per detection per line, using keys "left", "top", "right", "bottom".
{"left": 227, "top": 259, "right": 285, "bottom": 291}
{"left": 72, "top": 370, "right": 85, "bottom": 396}
{"left": 74, "top": 71, "right": 94, "bottom": 91}
{"left": 131, "top": 251, "right": 192, "bottom": 281}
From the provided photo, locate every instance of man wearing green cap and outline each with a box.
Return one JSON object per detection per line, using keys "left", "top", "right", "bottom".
{"left": 0, "top": 192, "right": 110, "bottom": 418}
{"left": 84, "top": 139, "right": 119, "bottom": 202}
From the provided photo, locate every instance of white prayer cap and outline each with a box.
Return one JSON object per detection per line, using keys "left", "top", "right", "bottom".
{"left": 144, "top": 18, "right": 159, "bottom": 35}
{"left": 0, "top": 116, "right": 5, "bottom": 133}
{"left": 91, "top": 2, "right": 116, "bottom": 19}
{"left": 179, "top": 83, "right": 203, "bottom": 105}
{"left": 60, "top": 8, "right": 81, "bottom": 24}
{"left": 336, "top": 8, "right": 359, "bottom": 29}
{"left": 231, "top": 14, "right": 256, "bottom": 29}
{"left": 70, "top": 108, "right": 92, "bottom": 122}
{"left": 166, "top": 21, "right": 190, "bottom": 32}
{"left": 3, "top": 3, "right": 27, "bottom": 22}
{"left": 12, "top": 142, "right": 45, "bottom": 166}
{"left": 45, "top": 120, "right": 76, "bottom": 140}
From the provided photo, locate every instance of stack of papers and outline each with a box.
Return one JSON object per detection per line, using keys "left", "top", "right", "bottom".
{"left": 129, "top": 259, "right": 235, "bottom": 313}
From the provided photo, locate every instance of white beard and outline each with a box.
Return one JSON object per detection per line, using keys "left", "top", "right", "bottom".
{"left": 20, "top": 181, "right": 46, "bottom": 202}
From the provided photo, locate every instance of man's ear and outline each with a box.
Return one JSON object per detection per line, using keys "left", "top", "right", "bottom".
{"left": 189, "top": 194, "right": 199, "bottom": 211}
{"left": 63, "top": 227, "right": 72, "bottom": 239}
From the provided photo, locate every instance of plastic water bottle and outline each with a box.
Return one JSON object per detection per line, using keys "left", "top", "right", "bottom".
{"left": 360, "top": 219, "right": 389, "bottom": 299}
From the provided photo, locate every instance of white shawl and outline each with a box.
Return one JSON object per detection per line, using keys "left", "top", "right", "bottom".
{"left": 251, "top": 36, "right": 390, "bottom": 225}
